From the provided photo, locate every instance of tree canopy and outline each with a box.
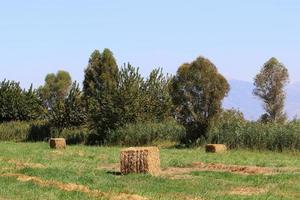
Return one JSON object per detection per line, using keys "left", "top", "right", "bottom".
{"left": 170, "top": 56, "right": 230, "bottom": 143}
{"left": 254, "top": 57, "right": 289, "bottom": 123}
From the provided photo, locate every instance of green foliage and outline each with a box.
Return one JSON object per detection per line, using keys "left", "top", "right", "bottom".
{"left": 0, "top": 80, "right": 44, "bottom": 122}
{"left": 49, "top": 81, "right": 87, "bottom": 128}
{"left": 84, "top": 50, "right": 173, "bottom": 144}
{"left": 170, "top": 56, "right": 230, "bottom": 143}
{"left": 209, "top": 114, "right": 300, "bottom": 151}
{"left": 83, "top": 49, "right": 118, "bottom": 98}
{"left": 141, "top": 68, "right": 173, "bottom": 121}
{"left": 116, "top": 63, "right": 144, "bottom": 125}
{"left": 254, "top": 57, "right": 289, "bottom": 123}
{"left": 0, "top": 121, "right": 49, "bottom": 142}
{"left": 83, "top": 49, "right": 119, "bottom": 144}
{"left": 38, "top": 70, "right": 72, "bottom": 110}
{"left": 116, "top": 64, "right": 173, "bottom": 125}
{"left": 0, "top": 120, "right": 87, "bottom": 144}
{"left": 109, "top": 119, "right": 186, "bottom": 146}
{"left": 50, "top": 127, "right": 88, "bottom": 145}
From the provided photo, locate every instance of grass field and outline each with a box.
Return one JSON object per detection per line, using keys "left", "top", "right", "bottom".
{"left": 0, "top": 142, "right": 299, "bottom": 200}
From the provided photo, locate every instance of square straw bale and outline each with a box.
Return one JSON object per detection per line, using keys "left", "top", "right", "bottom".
{"left": 205, "top": 144, "right": 227, "bottom": 153}
{"left": 120, "top": 147, "right": 160, "bottom": 175}
{"left": 49, "top": 138, "right": 66, "bottom": 149}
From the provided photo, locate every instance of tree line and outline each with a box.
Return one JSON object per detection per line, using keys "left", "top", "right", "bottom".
{"left": 0, "top": 48, "right": 290, "bottom": 145}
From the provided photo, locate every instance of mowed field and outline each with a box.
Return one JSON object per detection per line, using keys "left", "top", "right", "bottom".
{"left": 0, "top": 142, "right": 299, "bottom": 200}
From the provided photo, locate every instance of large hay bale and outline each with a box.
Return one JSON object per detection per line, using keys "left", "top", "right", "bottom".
{"left": 205, "top": 144, "right": 227, "bottom": 153}
{"left": 120, "top": 147, "right": 160, "bottom": 175}
{"left": 49, "top": 138, "right": 66, "bottom": 149}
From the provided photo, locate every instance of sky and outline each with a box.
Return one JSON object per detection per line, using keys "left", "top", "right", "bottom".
{"left": 0, "top": 0, "right": 300, "bottom": 88}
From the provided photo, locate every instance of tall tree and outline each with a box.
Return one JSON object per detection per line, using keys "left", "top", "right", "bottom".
{"left": 116, "top": 63, "right": 144, "bottom": 124}
{"left": 0, "top": 80, "right": 43, "bottom": 122}
{"left": 83, "top": 49, "right": 119, "bottom": 144}
{"left": 83, "top": 49, "right": 118, "bottom": 98}
{"left": 141, "top": 68, "right": 173, "bottom": 121}
{"left": 254, "top": 57, "right": 289, "bottom": 123}
{"left": 49, "top": 81, "right": 87, "bottom": 128}
{"left": 170, "top": 56, "right": 230, "bottom": 143}
{"left": 39, "top": 70, "right": 72, "bottom": 110}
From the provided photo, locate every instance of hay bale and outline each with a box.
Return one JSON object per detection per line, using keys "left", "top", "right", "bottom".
{"left": 49, "top": 138, "right": 66, "bottom": 149}
{"left": 205, "top": 144, "right": 227, "bottom": 153}
{"left": 120, "top": 147, "right": 160, "bottom": 175}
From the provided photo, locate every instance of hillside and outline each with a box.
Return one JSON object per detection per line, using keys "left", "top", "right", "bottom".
{"left": 223, "top": 80, "right": 300, "bottom": 120}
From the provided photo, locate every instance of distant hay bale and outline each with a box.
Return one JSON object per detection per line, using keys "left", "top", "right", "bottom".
{"left": 49, "top": 138, "right": 66, "bottom": 149}
{"left": 205, "top": 144, "right": 227, "bottom": 153}
{"left": 120, "top": 147, "right": 160, "bottom": 175}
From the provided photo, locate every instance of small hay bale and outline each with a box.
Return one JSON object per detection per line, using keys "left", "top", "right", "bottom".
{"left": 120, "top": 147, "right": 160, "bottom": 175}
{"left": 49, "top": 138, "right": 66, "bottom": 149}
{"left": 205, "top": 144, "right": 227, "bottom": 153}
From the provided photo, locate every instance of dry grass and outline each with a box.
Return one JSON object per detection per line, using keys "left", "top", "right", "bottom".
{"left": 120, "top": 147, "right": 160, "bottom": 175}
{"left": 205, "top": 144, "right": 227, "bottom": 153}
{"left": 1, "top": 173, "right": 148, "bottom": 200}
{"left": 228, "top": 187, "right": 267, "bottom": 196}
{"left": 49, "top": 138, "right": 66, "bottom": 149}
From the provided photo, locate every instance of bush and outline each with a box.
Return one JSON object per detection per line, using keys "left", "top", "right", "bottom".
{"left": 50, "top": 127, "right": 88, "bottom": 145}
{"left": 0, "top": 121, "right": 87, "bottom": 144}
{"left": 208, "top": 118, "right": 300, "bottom": 151}
{"left": 0, "top": 121, "right": 30, "bottom": 141}
{"left": 0, "top": 121, "right": 49, "bottom": 142}
{"left": 109, "top": 119, "right": 186, "bottom": 146}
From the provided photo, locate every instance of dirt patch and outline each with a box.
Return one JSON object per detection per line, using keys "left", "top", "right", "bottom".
{"left": 110, "top": 193, "right": 148, "bottom": 200}
{"left": 1, "top": 173, "right": 147, "bottom": 200}
{"left": 228, "top": 187, "right": 267, "bottom": 196}
{"left": 98, "top": 161, "right": 278, "bottom": 177}
{"left": 161, "top": 162, "right": 277, "bottom": 178}
{"left": 191, "top": 162, "right": 275, "bottom": 175}
{"left": 168, "top": 174, "right": 194, "bottom": 180}
{"left": 8, "top": 160, "right": 46, "bottom": 169}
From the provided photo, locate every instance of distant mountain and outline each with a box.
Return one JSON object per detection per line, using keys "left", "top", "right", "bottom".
{"left": 223, "top": 80, "right": 300, "bottom": 120}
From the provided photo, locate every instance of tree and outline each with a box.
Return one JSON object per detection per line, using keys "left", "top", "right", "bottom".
{"left": 49, "top": 81, "right": 87, "bottom": 128}
{"left": 116, "top": 65, "right": 173, "bottom": 125}
{"left": 0, "top": 80, "right": 44, "bottom": 122}
{"left": 39, "top": 70, "right": 72, "bottom": 110}
{"left": 141, "top": 68, "right": 173, "bottom": 121}
{"left": 254, "top": 57, "right": 289, "bottom": 123}
{"left": 116, "top": 63, "right": 144, "bottom": 124}
{"left": 83, "top": 49, "right": 118, "bottom": 99}
{"left": 169, "top": 56, "right": 230, "bottom": 143}
{"left": 83, "top": 49, "right": 119, "bottom": 144}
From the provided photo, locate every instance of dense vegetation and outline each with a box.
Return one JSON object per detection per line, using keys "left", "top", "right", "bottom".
{"left": 0, "top": 48, "right": 299, "bottom": 150}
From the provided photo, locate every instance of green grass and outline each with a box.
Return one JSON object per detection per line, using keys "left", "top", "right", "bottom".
{"left": 0, "top": 142, "right": 299, "bottom": 200}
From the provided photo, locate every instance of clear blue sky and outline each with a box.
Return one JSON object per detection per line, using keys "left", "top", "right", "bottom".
{"left": 0, "top": 0, "right": 299, "bottom": 88}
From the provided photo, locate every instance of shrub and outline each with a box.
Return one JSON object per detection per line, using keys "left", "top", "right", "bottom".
{"left": 208, "top": 118, "right": 300, "bottom": 151}
{"left": 0, "top": 121, "right": 49, "bottom": 142}
{"left": 50, "top": 127, "right": 88, "bottom": 145}
{"left": 109, "top": 119, "right": 186, "bottom": 146}
{"left": 0, "top": 121, "right": 30, "bottom": 141}
{"left": 0, "top": 121, "right": 87, "bottom": 144}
